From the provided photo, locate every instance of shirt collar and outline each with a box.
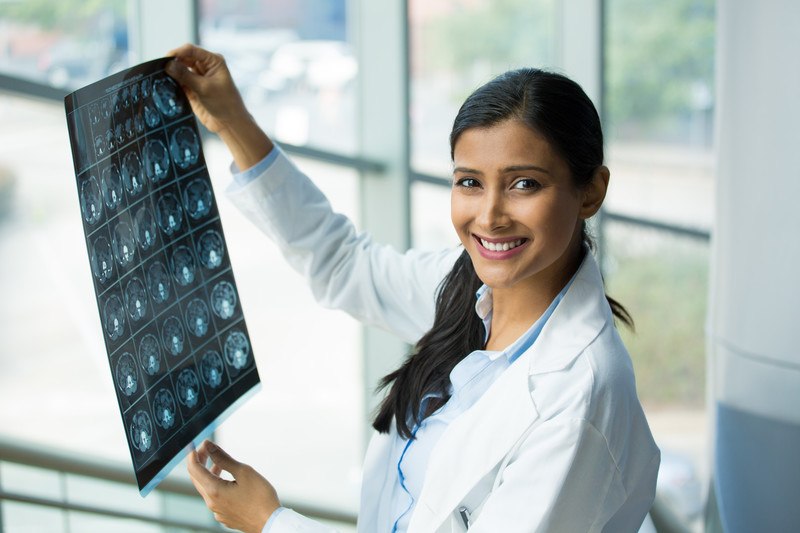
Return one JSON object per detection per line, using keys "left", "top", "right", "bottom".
{"left": 473, "top": 270, "right": 579, "bottom": 363}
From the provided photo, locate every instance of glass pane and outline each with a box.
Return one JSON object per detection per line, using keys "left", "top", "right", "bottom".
{"left": 409, "top": 0, "right": 557, "bottom": 175}
{"left": 604, "top": 0, "right": 715, "bottom": 228}
{"left": 202, "top": 138, "right": 363, "bottom": 512}
{"left": 0, "top": 1, "right": 130, "bottom": 90}
{"left": 0, "top": 94, "right": 128, "bottom": 461}
{"left": 604, "top": 3, "right": 714, "bottom": 522}
{"left": 198, "top": 0, "right": 357, "bottom": 154}
{"left": 604, "top": 220, "right": 708, "bottom": 528}
{"left": 411, "top": 181, "right": 458, "bottom": 251}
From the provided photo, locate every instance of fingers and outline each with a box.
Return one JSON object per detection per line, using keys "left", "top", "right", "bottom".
{"left": 203, "top": 441, "right": 244, "bottom": 477}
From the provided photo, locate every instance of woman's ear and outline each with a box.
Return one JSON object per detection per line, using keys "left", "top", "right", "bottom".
{"left": 579, "top": 165, "right": 609, "bottom": 219}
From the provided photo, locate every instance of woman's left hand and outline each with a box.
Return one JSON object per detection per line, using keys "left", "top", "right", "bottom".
{"left": 187, "top": 440, "right": 281, "bottom": 532}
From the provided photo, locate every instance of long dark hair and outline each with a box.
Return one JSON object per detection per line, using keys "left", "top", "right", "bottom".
{"left": 373, "top": 68, "right": 632, "bottom": 439}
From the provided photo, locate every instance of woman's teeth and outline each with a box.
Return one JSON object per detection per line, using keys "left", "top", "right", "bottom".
{"left": 480, "top": 238, "right": 524, "bottom": 252}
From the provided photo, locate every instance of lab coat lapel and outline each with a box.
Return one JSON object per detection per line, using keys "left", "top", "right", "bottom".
{"left": 408, "top": 346, "right": 537, "bottom": 532}
{"left": 408, "top": 252, "right": 610, "bottom": 532}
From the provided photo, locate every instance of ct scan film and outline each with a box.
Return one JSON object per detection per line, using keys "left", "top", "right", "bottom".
{"left": 65, "top": 58, "right": 260, "bottom": 496}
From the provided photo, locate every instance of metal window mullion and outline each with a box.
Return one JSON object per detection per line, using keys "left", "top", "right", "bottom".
{"left": 350, "top": 0, "right": 412, "bottom": 449}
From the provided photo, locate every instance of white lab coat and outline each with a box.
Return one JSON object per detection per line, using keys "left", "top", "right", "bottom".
{"left": 227, "top": 149, "right": 660, "bottom": 533}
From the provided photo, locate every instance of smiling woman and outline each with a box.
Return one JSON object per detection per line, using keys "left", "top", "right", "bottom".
{"left": 166, "top": 44, "right": 658, "bottom": 533}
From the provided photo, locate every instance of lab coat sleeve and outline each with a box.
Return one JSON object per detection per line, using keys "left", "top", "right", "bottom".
{"left": 263, "top": 507, "right": 340, "bottom": 533}
{"left": 226, "top": 148, "right": 460, "bottom": 344}
{"left": 468, "top": 419, "right": 657, "bottom": 533}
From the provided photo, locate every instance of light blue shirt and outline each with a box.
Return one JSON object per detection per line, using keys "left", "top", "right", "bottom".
{"left": 378, "top": 278, "right": 574, "bottom": 532}
{"left": 239, "top": 145, "right": 575, "bottom": 532}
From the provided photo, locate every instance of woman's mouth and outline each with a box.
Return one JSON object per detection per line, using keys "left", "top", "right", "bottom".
{"left": 479, "top": 238, "right": 526, "bottom": 252}
{"left": 474, "top": 235, "right": 530, "bottom": 259}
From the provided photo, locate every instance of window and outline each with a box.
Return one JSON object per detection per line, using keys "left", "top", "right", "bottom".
{"left": 198, "top": 0, "right": 357, "bottom": 154}
{"left": 0, "top": 1, "right": 130, "bottom": 90}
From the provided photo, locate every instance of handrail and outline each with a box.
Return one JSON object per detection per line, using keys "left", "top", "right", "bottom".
{"left": 0, "top": 489, "right": 223, "bottom": 532}
{"left": 0, "top": 436, "right": 358, "bottom": 526}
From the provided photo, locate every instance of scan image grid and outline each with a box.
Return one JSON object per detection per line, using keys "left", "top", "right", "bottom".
{"left": 65, "top": 58, "right": 260, "bottom": 495}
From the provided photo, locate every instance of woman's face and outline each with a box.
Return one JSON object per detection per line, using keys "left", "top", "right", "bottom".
{"left": 450, "top": 119, "right": 588, "bottom": 292}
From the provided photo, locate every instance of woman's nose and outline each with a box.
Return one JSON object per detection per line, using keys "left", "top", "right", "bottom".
{"left": 476, "top": 191, "right": 510, "bottom": 230}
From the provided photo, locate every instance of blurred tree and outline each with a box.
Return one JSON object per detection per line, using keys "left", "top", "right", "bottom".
{"left": 0, "top": 0, "right": 125, "bottom": 29}
{"left": 605, "top": 0, "right": 715, "bottom": 143}
{"left": 420, "top": 0, "right": 555, "bottom": 103}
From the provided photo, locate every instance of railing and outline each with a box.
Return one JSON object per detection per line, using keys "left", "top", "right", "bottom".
{"left": 0, "top": 436, "right": 357, "bottom": 531}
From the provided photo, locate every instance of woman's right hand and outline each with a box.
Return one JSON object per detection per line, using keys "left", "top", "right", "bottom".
{"left": 166, "top": 44, "right": 247, "bottom": 134}
{"left": 166, "top": 44, "right": 273, "bottom": 170}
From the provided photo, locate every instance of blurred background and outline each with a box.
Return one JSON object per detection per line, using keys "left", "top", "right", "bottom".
{"left": 0, "top": 0, "right": 732, "bottom": 531}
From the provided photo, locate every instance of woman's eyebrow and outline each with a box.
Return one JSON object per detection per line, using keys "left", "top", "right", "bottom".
{"left": 452, "top": 165, "right": 551, "bottom": 175}
{"left": 503, "top": 164, "right": 551, "bottom": 175}
{"left": 452, "top": 166, "right": 482, "bottom": 175}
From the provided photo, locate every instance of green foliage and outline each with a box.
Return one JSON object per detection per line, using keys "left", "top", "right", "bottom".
{"left": 605, "top": 0, "right": 715, "bottom": 140}
{"left": 0, "top": 0, "right": 125, "bottom": 30}
{"left": 424, "top": 0, "right": 554, "bottom": 72}
{"left": 605, "top": 227, "right": 709, "bottom": 407}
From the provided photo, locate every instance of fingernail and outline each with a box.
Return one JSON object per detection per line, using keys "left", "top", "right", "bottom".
{"left": 206, "top": 441, "right": 218, "bottom": 453}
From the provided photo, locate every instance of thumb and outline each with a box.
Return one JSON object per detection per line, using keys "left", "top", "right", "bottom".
{"left": 205, "top": 441, "right": 244, "bottom": 476}
{"left": 165, "top": 59, "right": 201, "bottom": 93}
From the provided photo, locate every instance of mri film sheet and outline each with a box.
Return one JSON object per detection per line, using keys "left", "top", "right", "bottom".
{"left": 65, "top": 58, "right": 260, "bottom": 496}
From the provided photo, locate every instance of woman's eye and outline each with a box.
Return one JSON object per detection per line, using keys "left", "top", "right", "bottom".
{"left": 513, "top": 178, "right": 541, "bottom": 191}
{"left": 455, "top": 177, "right": 479, "bottom": 188}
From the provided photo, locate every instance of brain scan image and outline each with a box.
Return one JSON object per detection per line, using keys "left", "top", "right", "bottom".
{"left": 90, "top": 236, "right": 114, "bottom": 284}
{"left": 146, "top": 260, "right": 171, "bottom": 303}
{"left": 176, "top": 368, "right": 200, "bottom": 408}
{"left": 196, "top": 229, "right": 224, "bottom": 269}
{"left": 143, "top": 139, "right": 170, "bottom": 183}
{"left": 124, "top": 116, "right": 135, "bottom": 141}
{"left": 170, "top": 126, "right": 199, "bottom": 170}
{"left": 134, "top": 206, "right": 157, "bottom": 251}
{"left": 94, "top": 134, "right": 105, "bottom": 158}
{"left": 105, "top": 129, "right": 115, "bottom": 153}
{"left": 115, "top": 352, "right": 138, "bottom": 397}
{"left": 125, "top": 276, "right": 148, "bottom": 322}
{"left": 224, "top": 330, "right": 250, "bottom": 370}
{"left": 141, "top": 78, "right": 151, "bottom": 99}
{"left": 101, "top": 164, "right": 123, "bottom": 211}
{"left": 162, "top": 315, "right": 185, "bottom": 357}
{"left": 185, "top": 298, "right": 210, "bottom": 337}
{"left": 129, "top": 410, "right": 154, "bottom": 453}
{"left": 138, "top": 333, "right": 162, "bottom": 376}
{"left": 103, "top": 294, "right": 125, "bottom": 341}
{"left": 80, "top": 176, "right": 103, "bottom": 225}
{"left": 100, "top": 97, "right": 111, "bottom": 120}
{"left": 134, "top": 113, "right": 145, "bottom": 135}
{"left": 152, "top": 388, "right": 177, "bottom": 430}
{"left": 152, "top": 77, "right": 184, "bottom": 118}
{"left": 211, "top": 280, "right": 237, "bottom": 319}
{"left": 112, "top": 221, "right": 136, "bottom": 268}
{"left": 144, "top": 102, "right": 161, "bottom": 128}
{"left": 115, "top": 123, "right": 125, "bottom": 146}
{"left": 66, "top": 62, "right": 262, "bottom": 495}
{"left": 182, "top": 178, "right": 212, "bottom": 219}
{"left": 156, "top": 193, "right": 183, "bottom": 236}
{"left": 88, "top": 103, "right": 100, "bottom": 125}
{"left": 170, "top": 245, "right": 196, "bottom": 286}
{"left": 130, "top": 82, "right": 140, "bottom": 104}
{"left": 122, "top": 151, "right": 145, "bottom": 196}
{"left": 120, "top": 87, "right": 131, "bottom": 110}
{"left": 200, "top": 350, "right": 224, "bottom": 389}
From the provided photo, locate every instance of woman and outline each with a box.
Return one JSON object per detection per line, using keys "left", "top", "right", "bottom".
{"left": 166, "top": 44, "right": 659, "bottom": 533}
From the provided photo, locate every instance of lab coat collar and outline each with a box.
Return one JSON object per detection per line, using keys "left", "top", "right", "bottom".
{"left": 407, "top": 251, "right": 612, "bottom": 532}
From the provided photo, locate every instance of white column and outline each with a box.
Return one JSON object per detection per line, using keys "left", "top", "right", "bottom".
{"left": 350, "top": 0, "right": 411, "bottom": 445}
{"left": 710, "top": 1, "right": 800, "bottom": 531}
